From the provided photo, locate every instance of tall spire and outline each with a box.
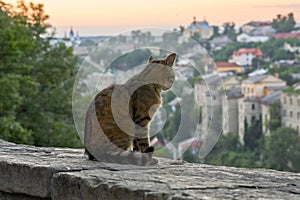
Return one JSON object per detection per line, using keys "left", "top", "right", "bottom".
{"left": 69, "top": 27, "right": 75, "bottom": 40}
{"left": 193, "top": 16, "right": 196, "bottom": 24}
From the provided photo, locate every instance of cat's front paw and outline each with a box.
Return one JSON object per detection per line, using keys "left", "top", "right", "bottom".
{"left": 150, "top": 157, "right": 158, "bottom": 165}
{"left": 143, "top": 146, "right": 155, "bottom": 153}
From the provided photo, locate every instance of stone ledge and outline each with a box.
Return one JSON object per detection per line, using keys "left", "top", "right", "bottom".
{"left": 0, "top": 139, "right": 300, "bottom": 199}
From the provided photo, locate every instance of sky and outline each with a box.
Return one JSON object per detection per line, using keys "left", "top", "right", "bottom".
{"left": 5, "top": 0, "right": 300, "bottom": 35}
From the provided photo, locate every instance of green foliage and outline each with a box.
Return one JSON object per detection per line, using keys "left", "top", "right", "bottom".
{"left": 263, "top": 127, "right": 300, "bottom": 172}
{"left": 283, "top": 86, "right": 300, "bottom": 95}
{"left": 268, "top": 100, "right": 281, "bottom": 132}
{"left": 193, "top": 125, "right": 300, "bottom": 172}
{"left": 244, "top": 117, "right": 263, "bottom": 151}
{"left": 222, "top": 22, "right": 238, "bottom": 41}
{"left": 204, "top": 134, "right": 261, "bottom": 168}
{"left": 272, "top": 13, "right": 296, "bottom": 33}
{"left": 109, "top": 49, "right": 152, "bottom": 70}
{"left": 269, "top": 64, "right": 300, "bottom": 86}
{"left": 212, "top": 42, "right": 255, "bottom": 62}
{"left": 212, "top": 26, "right": 220, "bottom": 38}
{"left": 0, "top": 0, "right": 82, "bottom": 147}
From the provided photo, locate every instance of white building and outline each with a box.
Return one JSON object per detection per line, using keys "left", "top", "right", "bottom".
{"left": 261, "top": 91, "right": 281, "bottom": 135}
{"left": 222, "top": 87, "right": 243, "bottom": 135}
{"left": 229, "top": 48, "right": 263, "bottom": 66}
{"left": 237, "top": 33, "right": 270, "bottom": 43}
{"left": 238, "top": 75, "right": 287, "bottom": 143}
{"left": 281, "top": 84, "right": 300, "bottom": 135}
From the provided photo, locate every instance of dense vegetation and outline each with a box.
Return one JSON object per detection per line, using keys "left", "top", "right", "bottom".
{"left": 0, "top": 0, "right": 82, "bottom": 147}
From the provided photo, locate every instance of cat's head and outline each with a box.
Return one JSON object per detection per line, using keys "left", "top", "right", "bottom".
{"left": 144, "top": 53, "right": 176, "bottom": 90}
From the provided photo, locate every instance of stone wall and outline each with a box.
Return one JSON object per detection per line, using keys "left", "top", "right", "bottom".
{"left": 0, "top": 139, "right": 299, "bottom": 199}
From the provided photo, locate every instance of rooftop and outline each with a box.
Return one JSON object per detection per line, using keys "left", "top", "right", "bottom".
{"left": 273, "top": 33, "right": 300, "bottom": 40}
{"left": 226, "top": 87, "right": 243, "bottom": 98}
{"left": 244, "top": 75, "right": 267, "bottom": 83}
{"left": 261, "top": 91, "right": 280, "bottom": 105}
{"left": 231, "top": 48, "right": 263, "bottom": 58}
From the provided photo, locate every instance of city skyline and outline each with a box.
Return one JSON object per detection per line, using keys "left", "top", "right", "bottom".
{"left": 6, "top": 0, "right": 300, "bottom": 27}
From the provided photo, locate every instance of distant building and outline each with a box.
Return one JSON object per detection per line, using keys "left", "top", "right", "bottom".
{"left": 223, "top": 87, "right": 243, "bottom": 135}
{"left": 214, "top": 62, "right": 243, "bottom": 73}
{"left": 273, "top": 33, "right": 300, "bottom": 40}
{"left": 229, "top": 48, "right": 263, "bottom": 66}
{"left": 194, "top": 74, "right": 223, "bottom": 138}
{"left": 283, "top": 42, "right": 300, "bottom": 53}
{"left": 238, "top": 96, "right": 262, "bottom": 144}
{"left": 261, "top": 91, "right": 281, "bottom": 135}
{"left": 238, "top": 75, "right": 287, "bottom": 143}
{"left": 195, "top": 74, "right": 240, "bottom": 139}
{"left": 250, "top": 26, "right": 276, "bottom": 37}
{"left": 237, "top": 33, "right": 270, "bottom": 43}
{"left": 281, "top": 84, "right": 300, "bottom": 135}
{"left": 184, "top": 17, "right": 214, "bottom": 40}
{"left": 242, "top": 75, "right": 286, "bottom": 97}
{"left": 241, "top": 21, "right": 275, "bottom": 41}
{"left": 209, "top": 36, "right": 233, "bottom": 50}
{"left": 241, "top": 21, "right": 273, "bottom": 34}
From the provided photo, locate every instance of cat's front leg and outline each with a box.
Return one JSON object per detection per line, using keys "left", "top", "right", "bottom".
{"left": 134, "top": 125, "right": 151, "bottom": 152}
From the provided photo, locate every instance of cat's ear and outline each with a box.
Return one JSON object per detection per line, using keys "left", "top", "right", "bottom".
{"left": 148, "top": 56, "right": 154, "bottom": 63}
{"left": 165, "top": 53, "right": 176, "bottom": 67}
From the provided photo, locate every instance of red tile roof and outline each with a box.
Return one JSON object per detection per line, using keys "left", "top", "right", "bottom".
{"left": 273, "top": 33, "right": 300, "bottom": 40}
{"left": 231, "top": 48, "right": 263, "bottom": 59}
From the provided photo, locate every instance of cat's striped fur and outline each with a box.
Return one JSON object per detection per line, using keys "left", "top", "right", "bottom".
{"left": 84, "top": 53, "right": 176, "bottom": 165}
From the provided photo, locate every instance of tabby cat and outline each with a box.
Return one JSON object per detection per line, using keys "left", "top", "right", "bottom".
{"left": 84, "top": 53, "right": 176, "bottom": 165}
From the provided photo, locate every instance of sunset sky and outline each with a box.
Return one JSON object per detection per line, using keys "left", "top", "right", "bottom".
{"left": 5, "top": 0, "right": 300, "bottom": 35}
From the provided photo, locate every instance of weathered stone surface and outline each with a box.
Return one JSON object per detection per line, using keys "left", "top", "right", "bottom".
{"left": 1, "top": 139, "right": 300, "bottom": 199}
{"left": 0, "top": 191, "right": 49, "bottom": 200}
{"left": 0, "top": 139, "right": 105, "bottom": 197}
{"left": 51, "top": 163, "right": 300, "bottom": 200}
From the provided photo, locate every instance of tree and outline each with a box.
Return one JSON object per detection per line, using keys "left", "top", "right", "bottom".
{"left": 244, "top": 117, "right": 263, "bottom": 151}
{"left": 204, "top": 134, "right": 259, "bottom": 168}
{"left": 212, "top": 26, "right": 220, "bottom": 38}
{"left": 264, "top": 127, "right": 300, "bottom": 172}
{"left": 223, "top": 22, "right": 237, "bottom": 41}
{"left": 272, "top": 13, "right": 296, "bottom": 33}
{"left": 268, "top": 100, "right": 281, "bottom": 132}
{"left": 0, "top": 0, "right": 81, "bottom": 147}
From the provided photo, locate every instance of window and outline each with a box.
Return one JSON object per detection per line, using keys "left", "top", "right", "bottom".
{"left": 251, "top": 88, "right": 254, "bottom": 94}
{"left": 298, "top": 112, "right": 300, "bottom": 120}
{"left": 298, "top": 99, "right": 300, "bottom": 106}
{"left": 252, "top": 104, "right": 255, "bottom": 110}
{"left": 251, "top": 116, "right": 256, "bottom": 122}
{"left": 290, "top": 111, "right": 293, "bottom": 118}
{"left": 283, "top": 110, "right": 286, "bottom": 116}
{"left": 290, "top": 98, "right": 293, "bottom": 105}
{"left": 284, "top": 97, "right": 286, "bottom": 104}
